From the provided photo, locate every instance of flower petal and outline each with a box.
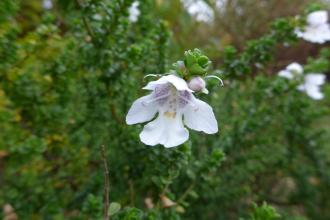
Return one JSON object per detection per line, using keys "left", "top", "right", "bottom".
{"left": 143, "top": 77, "right": 169, "bottom": 90}
{"left": 163, "top": 75, "right": 193, "bottom": 91}
{"left": 183, "top": 95, "right": 218, "bottom": 134}
{"left": 143, "top": 75, "right": 193, "bottom": 92}
{"left": 140, "top": 113, "right": 189, "bottom": 148}
{"left": 305, "top": 85, "right": 324, "bottom": 100}
{"left": 128, "top": 1, "right": 140, "bottom": 22}
{"left": 298, "top": 25, "right": 330, "bottom": 44}
{"left": 182, "top": 0, "right": 214, "bottom": 23}
{"left": 307, "top": 10, "right": 328, "bottom": 26}
{"left": 278, "top": 70, "right": 294, "bottom": 79}
{"left": 126, "top": 94, "right": 158, "bottom": 125}
{"left": 305, "top": 73, "right": 326, "bottom": 86}
{"left": 297, "top": 84, "right": 305, "bottom": 91}
{"left": 286, "top": 62, "right": 303, "bottom": 74}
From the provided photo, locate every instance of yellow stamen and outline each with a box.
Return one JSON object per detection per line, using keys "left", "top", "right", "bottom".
{"left": 164, "top": 111, "right": 176, "bottom": 118}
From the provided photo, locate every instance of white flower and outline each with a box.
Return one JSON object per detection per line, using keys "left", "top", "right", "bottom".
{"left": 296, "top": 10, "right": 330, "bottom": 44}
{"left": 215, "top": 0, "right": 227, "bottom": 13}
{"left": 181, "top": 0, "right": 214, "bottom": 23}
{"left": 43, "top": 0, "right": 53, "bottom": 10}
{"left": 278, "top": 62, "right": 303, "bottom": 79}
{"left": 278, "top": 63, "right": 326, "bottom": 100}
{"left": 298, "top": 73, "right": 326, "bottom": 100}
{"left": 188, "top": 76, "right": 209, "bottom": 94}
{"left": 128, "top": 1, "right": 140, "bottom": 23}
{"left": 126, "top": 74, "right": 218, "bottom": 148}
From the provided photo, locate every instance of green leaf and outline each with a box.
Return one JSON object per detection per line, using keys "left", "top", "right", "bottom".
{"left": 184, "top": 50, "right": 197, "bottom": 67}
{"left": 189, "top": 63, "right": 206, "bottom": 75}
{"left": 108, "top": 202, "right": 121, "bottom": 216}
{"left": 197, "top": 55, "right": 210, "bottom": 68}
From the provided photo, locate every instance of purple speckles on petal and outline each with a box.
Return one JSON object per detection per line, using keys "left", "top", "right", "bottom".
{"left": 154, "top": 84, "right": 170, "bottom": 105}
{"left": 154, "top": 84, "right": 170, "bottom": 96}
{"left": 179, "top": 90, "right": 191, "bottom": 108}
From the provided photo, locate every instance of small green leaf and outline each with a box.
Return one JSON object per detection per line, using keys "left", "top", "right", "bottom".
{"left": 197, "top": 55, "right": 210, "bottom": 67}
{"left": 189, "top": 63, "right": 206, "bottom": 75}
{"left": 184, "top": 50, "right": 197, "bottom": 67}
{"left": 108, "top": 202, "right": 121, "bottom": 216}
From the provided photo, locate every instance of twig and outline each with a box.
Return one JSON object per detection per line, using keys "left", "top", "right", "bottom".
{"left": 177, "top": 182, "right": 195, "bottom": 204}
{"left": 101, "top": 145, "right": 110, "bottom": 220}
{"left": 75, "top": 0, "right": 97, "bottom": 46}
{"left": 129, "top": 179, "right": 135, "bottom": 206}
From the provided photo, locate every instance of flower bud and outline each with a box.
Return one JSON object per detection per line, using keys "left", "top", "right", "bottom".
{"left": 173, "top": 60, "right": 186, "bottom": 76}
{"left": 183, "top": 49, "right": 210, "bottom": 75}
{"left": 188, "top": 77, "right": 209, "bottom": 94}
{"left": 160, "top": 194, "right": 176, "bottom": 208}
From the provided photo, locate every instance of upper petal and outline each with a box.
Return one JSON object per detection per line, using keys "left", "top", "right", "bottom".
{"left": 140, "top": 113, "right": 189, "bottom": 148}
{"left": 143, "top": 77, "right": 169, "bottom": 90}
{"left": 126, "top": 94, "right": 158, "bottom": 125}
{"left": 163, "top": 75, "right": 193, "bottom": 91}
{"left": 305, "top": 73, "right": 326, "bottom": 86}
{"left": 278, "top": 70, "right": 294, "bottom": 79}
{"left": 307, "top": 10, "right": 328, "bottom": 26}
{"left": 286, "top": 62, "right": 303, "bottom": 74}
{"left": 183, "top": 95, "right": 218, "bottom": 134}
{"left": 143, "top": 75, "right": 193, "bottom": 92}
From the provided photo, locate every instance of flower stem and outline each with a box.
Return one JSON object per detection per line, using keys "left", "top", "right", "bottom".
{"left": 177, "top": 182, "right": 195, "bottom": 204}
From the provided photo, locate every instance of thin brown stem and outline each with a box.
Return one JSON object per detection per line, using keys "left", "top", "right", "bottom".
{"left": 177, "top": 182, "right": 195, "bottom": 204}
{"left": 101, "top": 145, "right": 110, "bottom": 220}
{"left": 75, "top": 0, "right": 97, "bottom": 45}
{"left": 129, "top": 179, "right": 135, "bottom": 206}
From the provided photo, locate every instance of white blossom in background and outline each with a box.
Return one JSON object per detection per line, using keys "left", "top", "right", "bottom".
{"left": 43, "top": 0, "right": 53, "bottom": 10}
{"left": 215, "top": 0, "right": 227, "bottom": 13}
{"left": 126, "top": 74, "right": 218, "bottom": 148}
{"left": 181, "top": 0, "right": 214, "bottom": 23}
{"left": 296, "top": 10, "right": 330, "bottom": 44}
{"left": 278, "top": 63, "right": 326, "bottom": 100}
{"left": 128, "top": 1, "right": 140, "bottom": 23}
{"left": 278, "top": 62, "right": 303, "bottom": 79}
{"left": 297, "top": 74, "right": 326, "bottom": 100}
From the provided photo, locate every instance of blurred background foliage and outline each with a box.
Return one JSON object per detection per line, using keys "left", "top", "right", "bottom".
{"left": 0, "top": 0, "right": 330, "bottom": 219}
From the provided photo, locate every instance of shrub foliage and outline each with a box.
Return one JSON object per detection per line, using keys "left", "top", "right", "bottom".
{"left": 0, "top": 0, "right": 329, "bottom": 219}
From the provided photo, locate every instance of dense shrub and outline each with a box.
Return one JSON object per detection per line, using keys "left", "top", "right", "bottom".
{"left": 0, "top": 0, "right": 329, "bottom": 219}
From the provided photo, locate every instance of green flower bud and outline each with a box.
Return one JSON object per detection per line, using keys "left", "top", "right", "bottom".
{"left": 198, "top": 55, "right": 210, "bottom": 68}
{"left": 184, "top": 50, "right": 197, "bottom": 68}
{"left": 173, "top": 60, "right": 187, "bottom": 76}
{"left": 182, "top": 48, "right": 211, "bottom": 76}
{"left": 189, "top": 63, "right": 206, "bottom": 75}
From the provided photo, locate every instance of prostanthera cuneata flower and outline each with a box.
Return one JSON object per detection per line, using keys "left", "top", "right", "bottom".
{"left": 279, "top": 62, "right": 326, "bottom": 100}
{"left": 296, "top": 10, "right": 330, "bottom": 44}
{"left": 126, "top": 74, "right": 218, "bottom": 148}
{"left": 128, "top": 1, "right": 140, "bottom": 23}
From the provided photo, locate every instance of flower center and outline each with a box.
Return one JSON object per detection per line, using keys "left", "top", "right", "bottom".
{"left": 164, "top": 111, "right": 176, "bottom": 118}
{"left": 151, "top": 84, "right": 197, "bottom": 118}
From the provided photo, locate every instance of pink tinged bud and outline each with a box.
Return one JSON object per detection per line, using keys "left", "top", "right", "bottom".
{"left": 144, "top": 197, "right": 154, "bottom": 209}
{"left": 177, "top": 61, "right": 185, "bottom": 71}
{"left": 188, "top": 77, "right": 209, "bottom": 94}
{"left": 160, "top": 194, "right": 176, "bottom": 208}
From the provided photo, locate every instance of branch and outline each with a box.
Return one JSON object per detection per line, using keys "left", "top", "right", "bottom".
{"left": 75, "top": 0, "right": 97, "bottom": 46}
{"left": 101, "top": 145, "right": 110, "bottom": 220}
{"left": 177, "top": 182, "right": 195, "bottom": 204}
